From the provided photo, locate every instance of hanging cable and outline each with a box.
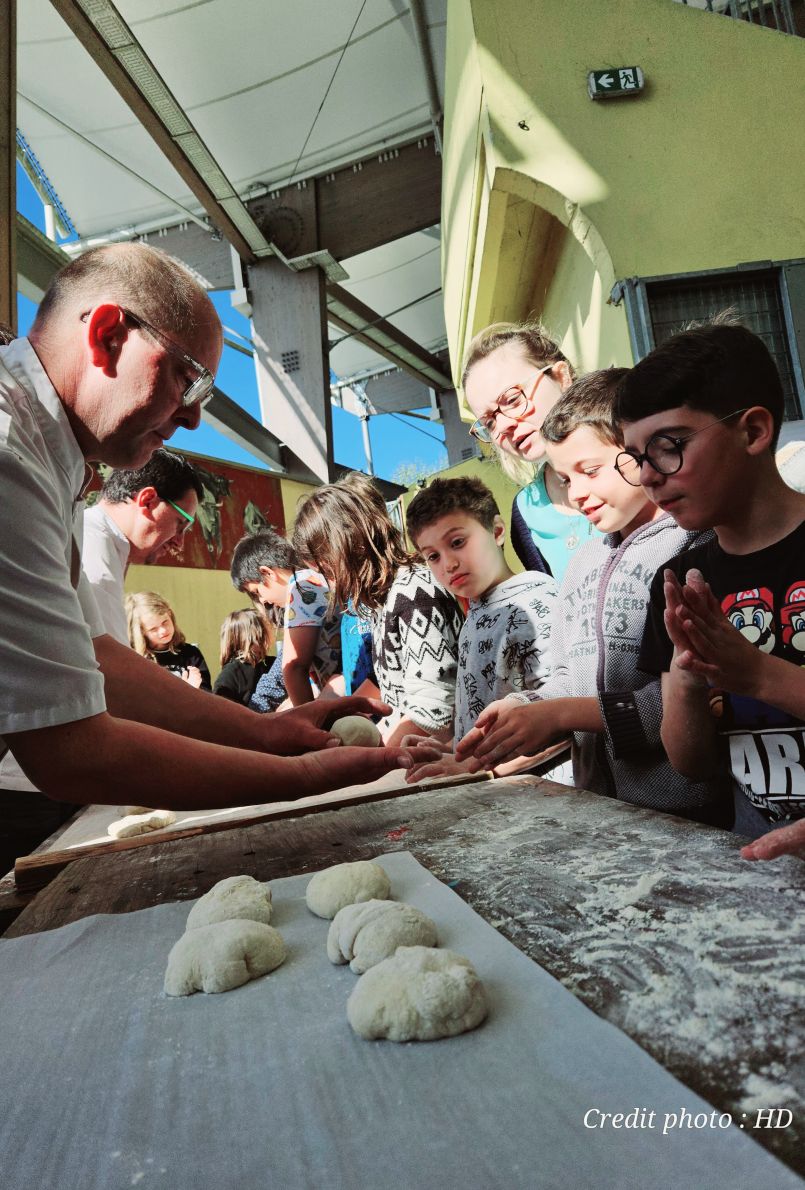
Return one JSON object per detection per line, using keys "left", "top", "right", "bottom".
{"left": 384, "top": 411, "right": 445, "bottom": 444}
{"left": 288, "top": 0, "right": 368, "bottom": 183}
{"left": 329, "top": 287, "right": 442, "bottom": 349}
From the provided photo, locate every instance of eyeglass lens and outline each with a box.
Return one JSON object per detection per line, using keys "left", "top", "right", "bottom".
{"left": 616, "top": 437, "right": 684, "bottom": 485}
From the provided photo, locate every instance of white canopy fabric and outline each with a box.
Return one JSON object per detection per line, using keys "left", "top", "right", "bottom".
{"left": 16, "top": 0, "right": 447, "bottom": 382}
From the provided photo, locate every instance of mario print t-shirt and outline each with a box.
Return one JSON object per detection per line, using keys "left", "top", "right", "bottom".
{"left": 640, "top": 519, "right": 805, "bottom": 824}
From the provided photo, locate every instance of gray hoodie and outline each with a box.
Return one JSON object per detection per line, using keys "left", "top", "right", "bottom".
{"left": 523, "top": 514, "right": 728, "bottom": 814}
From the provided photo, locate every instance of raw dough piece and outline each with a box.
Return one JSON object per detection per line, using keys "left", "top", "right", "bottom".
{"left": 186, "top": 875, "right": 273, "bottom": 931}
{"left": 120, "top": 806, "right": 155, "bottom": 817}
{"left": 306, "top": 860, "right": 391, "bottom": 919}
{"left": 164, "top": 920, "right": 286, "bottom": 996}
{"left": 346, "top": 946, "right": 487, "bottom": 1041}
{"left": 330, "top": 716, "right": 382, "bottom": 747}
{"left": 108, "top": 809, "right": 176, "bottom": 839}
{"left": 327, "top": 899, "right": 437, "bottom": 973}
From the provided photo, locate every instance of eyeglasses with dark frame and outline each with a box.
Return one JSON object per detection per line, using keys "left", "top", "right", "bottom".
{"left": 468, "top": 364, "right": 556, "bottom": 443}
{"left": 120, "top": 309, "right": 215, "bottom": 408}
{"left": 614, "top": 408, "right": 751, "bottom": 487}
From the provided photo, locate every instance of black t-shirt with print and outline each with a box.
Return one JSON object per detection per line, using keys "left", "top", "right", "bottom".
{"left": 153, "top": 642, "right": 212, "bottom": 691}
{"left": 640, "top": 519, "right": 805, "bottom": 824}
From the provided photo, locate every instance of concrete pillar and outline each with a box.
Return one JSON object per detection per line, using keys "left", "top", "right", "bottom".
{"left": 439, "top": 389, "right": 480, "bottom": 466}
{"left": 0, "top": 1, "right": 16, "bottom": 333}
{"left": 248, "top": 258, "right": 334, "bottom": 484}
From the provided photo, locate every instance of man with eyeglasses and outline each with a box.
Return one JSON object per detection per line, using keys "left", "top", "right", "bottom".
{"left": 0, "top": 243, "right": 428, "bottom": 871}
{"left": 0, "top": 448, "right": 206, "bottom": 819}
{"left": 81, "top": 448, "right": 203, "bottom": 645}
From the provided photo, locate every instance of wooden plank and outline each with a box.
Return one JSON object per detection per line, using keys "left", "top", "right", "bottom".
{"left": 314, "top": 139, "right": 441, "bottom": 261}
{"left": 12, "top": 770, "right": 491, "bottom": 894}
{"left": 7, "top": 775, "right": 534, "bottom": 933}
{"left": 0, "top": 802, "right": 85, "bottom": 934}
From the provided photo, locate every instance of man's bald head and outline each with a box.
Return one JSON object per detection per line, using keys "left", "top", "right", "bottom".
{"left": 33, "top": 242, "right": 218, "bottom": 340}
{"left": 29, "top": 242, "right": 223, "bottom": 468}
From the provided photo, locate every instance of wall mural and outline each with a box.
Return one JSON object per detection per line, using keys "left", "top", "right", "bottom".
{"left": 86, "top": 453, "right": 288, "bottom": 571}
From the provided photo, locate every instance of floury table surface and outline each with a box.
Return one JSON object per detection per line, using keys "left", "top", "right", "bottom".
{"left": 7, "top": 776, "right": 805, "bottom": 1179}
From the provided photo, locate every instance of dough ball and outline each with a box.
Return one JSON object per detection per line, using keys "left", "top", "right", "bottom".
{"left": 108, "top": 809, "right": 176, "bottom": 839}
{"left": 306, "top": 860, "right": 391, "bottom": 919}
{"left": 120, "top": 806, "right": 155, "bottom": 817}
{"left": 327, "top": 899, "right": 438, "bottom": 973}
{"left": 347, "top": 946, "right": 487, "bottom": 1041}
{"left": 330, "top": 716, "right": 382, "bottom": 747}
{"left": 164, "top": 920, "right": 286, "bottom": 996}
{"left": 186, "top": 875, "right": 273, "bottom": 931}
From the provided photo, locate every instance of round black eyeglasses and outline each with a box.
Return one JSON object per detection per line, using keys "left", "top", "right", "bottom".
{"left": 614, "top": 408, "right": 750, "bottom": 486}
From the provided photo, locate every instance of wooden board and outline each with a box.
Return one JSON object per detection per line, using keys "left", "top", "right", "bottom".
{"left": 12, "top": 768, "right": 491, "bottom": 893}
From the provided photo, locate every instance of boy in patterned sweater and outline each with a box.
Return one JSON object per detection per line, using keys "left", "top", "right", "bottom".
{"left": 404, "top": 476, "right": 565, "bottom": 781}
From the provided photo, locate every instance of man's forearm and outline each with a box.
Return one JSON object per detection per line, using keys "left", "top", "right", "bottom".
{"left": 7, "top": 713, "right": 408, "bottom": 810}
{"left": 95, "top": 634, "right": 276, "bottom": 751}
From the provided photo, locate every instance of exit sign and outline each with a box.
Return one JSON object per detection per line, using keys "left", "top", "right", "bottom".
{"left": 587, "top": 67, "right": 644, "bottom": 100}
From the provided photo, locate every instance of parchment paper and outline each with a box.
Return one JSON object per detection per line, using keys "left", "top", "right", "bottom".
{"left": 0, "top": 852, "right": 799, "bottom": 1190}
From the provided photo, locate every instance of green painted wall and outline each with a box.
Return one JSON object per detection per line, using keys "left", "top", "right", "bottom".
{"left": 444, "top": 0, "right": 805, "bottom": 384}
{"left": 124, "top": 564, "right": 249, "bottom": 681}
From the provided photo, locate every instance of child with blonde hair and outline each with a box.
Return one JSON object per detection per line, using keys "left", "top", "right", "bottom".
{"left": 213, "top": 608, "right": 275, "bottom": 706}
{"left": 125, "top": 591, "right": 211, "bottom": 690}
{"left": 462, "top": 321, "right": 596, "bottom": 581}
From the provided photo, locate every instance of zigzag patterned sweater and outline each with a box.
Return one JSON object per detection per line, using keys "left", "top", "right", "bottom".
{"left": 371, "top": 565, "right": 462, "bottom": 734}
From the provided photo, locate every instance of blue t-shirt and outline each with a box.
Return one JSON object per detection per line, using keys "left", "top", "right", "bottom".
{"left": 514, "top": 466, "right": 598, "bottom": 583}
{"left": 340, "top": 610, "right": 376, "bottom": 696}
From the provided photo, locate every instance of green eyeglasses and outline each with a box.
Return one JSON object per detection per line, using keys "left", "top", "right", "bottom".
{"left": 164, "top": 498, "right": 196, "bottom": 531}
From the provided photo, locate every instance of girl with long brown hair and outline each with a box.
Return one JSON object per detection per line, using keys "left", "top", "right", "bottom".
{"left": 292, "top": 472, "right": 462, "bottom": 745}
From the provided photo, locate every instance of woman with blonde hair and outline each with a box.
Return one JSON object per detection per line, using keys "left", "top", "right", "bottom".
{"left": 462, "top": 321, "right": 597, "bottom": 581}
{"left": 125, "top": 590, "right": 211, "bottom": 690}
{"left": 213, "top": 608, "right": 275, "bottom": 706}
{"left": 292, "top": 472, "right": 462, "bottom": 745}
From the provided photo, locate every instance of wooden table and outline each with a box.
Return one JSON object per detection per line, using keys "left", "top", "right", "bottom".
{"left": 7, "top": 775, "right": 804, "bottom": 1178}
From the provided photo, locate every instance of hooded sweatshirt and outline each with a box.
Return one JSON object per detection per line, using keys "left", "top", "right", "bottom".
{"left": 514, "top": 515, "right": 728, "bottom": 814}
{"left": 454, "top": 572, "right": 558, "bottom": 743}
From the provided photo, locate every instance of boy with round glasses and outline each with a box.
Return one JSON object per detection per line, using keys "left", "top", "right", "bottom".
{"left": 618, "top": 322, "right": 805, "bottom": 859}
{"left": 456, "top": 368, "right": 729, "bottom": 825}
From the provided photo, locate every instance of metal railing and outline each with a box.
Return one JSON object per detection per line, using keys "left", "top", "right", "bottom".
{"left": 675, "top": 0, "right": 799, "bottom": 36}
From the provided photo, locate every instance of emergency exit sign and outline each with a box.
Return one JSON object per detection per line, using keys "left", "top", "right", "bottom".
{"left": 587, "top": 67, "right": 644, "bottom": 100}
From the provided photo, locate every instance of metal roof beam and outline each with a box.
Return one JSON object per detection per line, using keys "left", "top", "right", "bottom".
{"left": 16, "top": 212, "right": 70, "bottom": 303}
{"left": 49, "top": 0, "right": 272, "bottom": 264}
{"left": 326, "top": 283, "right": 451, "bottom": 390}
{"left": 202, "top": 387, "right": 286, "bottom": 474}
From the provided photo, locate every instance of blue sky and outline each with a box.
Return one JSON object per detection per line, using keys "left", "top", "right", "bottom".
{"left": 16, "top": 162, "right": 446, "bottom": 480}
